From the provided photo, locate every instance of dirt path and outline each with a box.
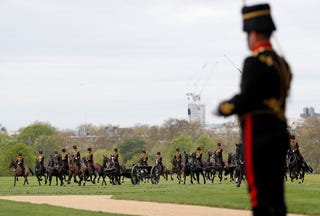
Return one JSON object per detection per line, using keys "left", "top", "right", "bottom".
{"left": 0, "top": 195, "right": 304, "bottom": 216}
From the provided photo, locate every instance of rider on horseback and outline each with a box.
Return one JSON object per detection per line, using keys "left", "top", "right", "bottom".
{"left": 72, "top": 145, "right": 81, "bottom": 170}
{"left": 38, "top": 150, "right": 45, "bottom": 173}
{"left": 156, "top": 152, "right": 164, "bottom": 172}
{"left": 172, "top": 148, "right": 182, "bottom": 170}
{"left": 112, "top": 148, "right": 120, "bottom": 168}
{"left": 214, "top": 143, "right": 225, "bottom": 166}
{"left": 16, "top": 152, "right": 26, "bottom": 175}
{"left": 195, "top": 147, "right": 203, "bottom": 167}
{"left": 61, "top": 148, "right": 69, "bottom": 171}
{"left": 53, "top": 150, "right": 62, "bottom": 166}
{"left": 139, "top": 149, "right": 148, "bottom": 166}
{"left": 288, "top": 135, "right": 306, "bottom": 168}
{"left": 86, "top": 147, "right": 96, "bottom": 173}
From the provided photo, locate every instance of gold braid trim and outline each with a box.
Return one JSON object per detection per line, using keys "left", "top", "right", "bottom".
{"left": 219, "top": 102, "right": 235, "bottom": 115}
{"left": 243, "top": 9, "right": 270, "bottom": 20}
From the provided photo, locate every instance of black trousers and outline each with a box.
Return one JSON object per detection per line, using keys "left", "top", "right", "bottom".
{"left": 242, "top": 114, "right": 289, "bottom": 216}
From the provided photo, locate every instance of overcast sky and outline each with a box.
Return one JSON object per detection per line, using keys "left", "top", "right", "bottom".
{"left": 1, "top": 0, "right": 319, "bottom": 131}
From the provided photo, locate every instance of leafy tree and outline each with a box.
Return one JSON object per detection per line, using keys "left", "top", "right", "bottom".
{"left": 17, "top": 122, "right": 56, "bottom": 146}
{"left": 117, "top": 137, "right": 145, "bottom": 164}
{"left": 3, "top": 143, "right": 35, "bottom": 176}
{"left": 0, "top": 134, "right": 20, "bottom": 175}
{"left": 167, "top": 135, "right": 193, "bottom": 157}
{"left": 194, "top": 134, "right": 214, "bottom": 153}
{"left": 33, "top": 135, "right": 61, "bottom": 165}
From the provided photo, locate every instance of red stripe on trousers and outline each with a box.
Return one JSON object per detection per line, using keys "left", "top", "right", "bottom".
{"left": 244, "top": 114, "right": 258, "bottom": 207}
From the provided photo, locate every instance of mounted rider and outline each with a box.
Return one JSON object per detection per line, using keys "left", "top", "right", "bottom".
{"left": 86, "top": 147, "right": 96, "bottom": 172}
{"left": 112, "top": 148, "right": 120, "bottom": 168}
{"left": 16, "top": 152, "right": 26, "bottom": 175}
{"left": 156, "top": 152, "right": 164, "bottom": 172}
{"left": 195, "top": 147, "right": 203, "bottom": 167}
{"left": 38, "top": 150, "right": 45, "bottom": 173}
{"left": 139, "top": 149, "right": 148, "bottom": 166}
{"left": 72, "top": 145, "right": 81, "bottom": 169}
{"left": 287, "top": 135, "right": 306, "bottom": 168}
{"left": 214, "top": 143, "right": 225, "bottom": 166}
{"left": 172, "top": 148, "right": 182, "bottom": 170}
{"left": 53, "top": 150, "right": 62, "bottom": 166}
{"left": 61, "top": 148, "right": 69, "bottom": 171}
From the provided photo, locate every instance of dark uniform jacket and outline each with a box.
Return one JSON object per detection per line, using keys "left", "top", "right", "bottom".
{"left": 218, "top": 44, "right": 292, "bottom": 120}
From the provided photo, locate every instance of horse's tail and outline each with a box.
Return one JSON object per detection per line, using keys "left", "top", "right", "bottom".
{"left": 29, "top": 168, "right": 34, "bottom": 176}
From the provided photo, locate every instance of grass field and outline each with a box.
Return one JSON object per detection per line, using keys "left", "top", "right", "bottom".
{"left": 0, "top": 174, "right": 319, "bottom": 215}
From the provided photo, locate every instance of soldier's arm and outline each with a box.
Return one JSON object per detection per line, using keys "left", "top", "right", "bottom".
{"left": 217, "top": 57, "right": 261, "bottom": 116}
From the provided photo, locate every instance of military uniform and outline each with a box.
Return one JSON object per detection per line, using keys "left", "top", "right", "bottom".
{"left": 38, "top": 150, "right": 45, "bottom": 172}
{"left": 16, "top": 152, "right": 26, "bottom": 175}
{"left": 140, "top": 150, "right": 148, "bottom": 166}
{"left": 173, "top": 148, "right": 182, "bottom": 169}
{"left": 214, "top": 143, "right": 225, "bottom": 166}
{"left": 156, "top": 152, "right": 164, "bottom": 172}
{"left": 112, "top": 148, "right": 119, "bottom": 168}
{"left": 72, "top": 145, "right": 81, "bottom": 169}
{"left": 61, "top": 148, "right": 69, "bottom": 171}
{"left": 195, "top": 147, "right": 203, "bottom": 167}
{"left": 217, "top": 4, "right": 291, "bottom": 216}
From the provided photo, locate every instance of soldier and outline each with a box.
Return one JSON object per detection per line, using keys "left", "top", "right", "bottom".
{"left": 214, "top": 143, "right": 225, "bottom": 166}
{"left": 172, "top": 148, "right": 182, "bottom": 170}
{"left": 61, "top": 148, "right": 69, "bottom": 171}
{"left": 86, "top": 147, "right": 96, "bottom": 172}
{"left": 216, "top": 3, "right": 292, "bottom": 215}
{"left": 139, "top": 149, "right": 148, "bottom": 166}
{"left": 16, "top": 152, "right": 25, "bottom": 175}
{"left": 288, "top": 135, "right": 306, "bottom": 167}
{"left": 72, "top": 145, "right": 81, "bottom": 169}
{"left": 112, "top": 148, "right": 119, "bottom": 167}
{"left": 38, "top": 150, "right": 45, "bottom": 173}
{"left": 195, "top": 147, "right": 203, "bottom": 167}
{"left": 156, "top": 152, "right": 164, "bottom": 172}
{"left": 53, "top": 150, "right": 62, "bottom": 166}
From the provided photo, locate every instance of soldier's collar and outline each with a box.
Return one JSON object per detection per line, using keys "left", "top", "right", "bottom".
{"left": 252, "top": 42, "right": 273, "bottom": 55}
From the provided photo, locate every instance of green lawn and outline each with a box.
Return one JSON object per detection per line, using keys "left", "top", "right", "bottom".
{"left": 0, "top": 174, "right": 319, "bottom": 215}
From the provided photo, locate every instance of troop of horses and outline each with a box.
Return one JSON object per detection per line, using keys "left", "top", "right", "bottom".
{"left": 9, "top": 143, "right": 313, "bottom": 186}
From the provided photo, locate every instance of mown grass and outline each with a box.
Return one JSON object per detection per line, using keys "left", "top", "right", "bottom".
{"left": 0, "top": 174, "right": 319, "bottom": 215}
{"left": 0, "top": 199, "right": 129, "bottom": 216}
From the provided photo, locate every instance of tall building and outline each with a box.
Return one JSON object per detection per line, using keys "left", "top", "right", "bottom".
{"left": 186, "top": 93, "right": 205, "bottom": 125}
{"left": 300, "top": 107, "right": 320, "bottom": 118}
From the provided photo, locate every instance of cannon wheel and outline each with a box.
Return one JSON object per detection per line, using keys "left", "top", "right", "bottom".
{"left": 150, "top": 165, "right": 160, "bottom": 184}
{"left": 131, "top": 165, "right": 140, "bottom": 185}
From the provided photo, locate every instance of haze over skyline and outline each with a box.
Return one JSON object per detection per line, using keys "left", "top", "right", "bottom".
{"left": 1, "top": 0, "right": 319, "bottom": 131}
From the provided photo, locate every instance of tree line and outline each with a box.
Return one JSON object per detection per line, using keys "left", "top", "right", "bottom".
{"left": 1, "top": 117, "right": 318, "bottom": 176}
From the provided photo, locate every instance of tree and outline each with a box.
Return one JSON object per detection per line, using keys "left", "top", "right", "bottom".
{"left": 117, "top": 137, "right": 145, "bottom": 164}
{"left": 194, "top": 134, "right": 213, "bottom": 153}
{"left": 33, "top": 135, "right": 61, "bottom": 165}
{"left": 295, "top": 117, "right": 320, "bottom": 173}
{"left": 17, "top": 122, "right": 56, "bottom": 146}
{"left": 4, "top": 143, "right": 35, "bottom": 176}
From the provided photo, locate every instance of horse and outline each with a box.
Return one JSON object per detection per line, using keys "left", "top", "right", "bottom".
{"left": 204, "top": 151, "right": 224, "bottom": 184}
{"left": 81, "top": 157, "right": 97, "bottom": 185}
{"left": 154, "top": 161, "right": 169, "bottom": 182}
{"left": 35, "top": 159, "right": 47, "bottom": 186}
{"left": 191, "top": 152, "right": 206, "bottom": 184}
{"left": 102, "top": 155, "right": 124, "bottom": 185}
{"left": 234, "top": 143, "right": 245, "bottom": 187}
{"left": 223, "top": 153, "right": 237, "bottom": 182}
{"left": 47, "top": 155, "right": 64, "bottom": 186}
{"left": 286, "top": 151, "right": 307, "bottom": 183}
{"left": 182, "top": 152, "right": 194, "bottom": 184}
{"left": 170, "top": 158, "right": 182, "bottom": 184}
{"left": 9, "top": 160, "right": 34, "bottom": 187}
{"left": 93, "top": 162, "right": 105, "bottom": 185}
{"left": 67, "top": 155, "right": 83, "bottom": 185}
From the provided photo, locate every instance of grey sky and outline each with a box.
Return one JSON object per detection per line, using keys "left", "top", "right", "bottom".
{"left": 1, "top": 0, "right": 319, "bottom": 131}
